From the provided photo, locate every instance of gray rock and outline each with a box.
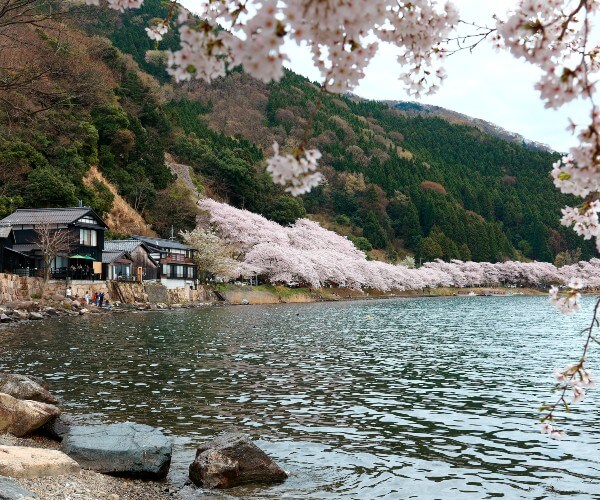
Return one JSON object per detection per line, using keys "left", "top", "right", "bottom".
{"left": 240, "top": 299, "right": 250, "bottom": 305}
{"left": 70, "top": 301, "right": 80, "bottom": 309}
{"left": 0, "top": 314, "right": 11, "bottom": 323}
{"left": 12, "top": 311, "right": 28, "bottom": 321}
{"left": 188, "top": 432, "right": 287, "bottom": 489}
{"left": 28, "top": 313, "right": 43, "bottom": 321}
{"left": 44, "top": 308, "right": 58, "bottom": 316}
{"left": 0, "top": 475, "right": 37, "bottom": 499}
{"left": 61, "top": 422, "right": 172, "bottom": 479}
{"left": 0, "top": 374, "right": 57, "bottom": 404}
{"left": 39, "top": 413, "right": 73, "bottom": 441}
{"left": 0, "top": 393, "right": 61, "bottom": 437}
{"left": 79, "top": 309, "right": 89, "bottom": 315}
{"left": 5, "top": 301, "right": 34, "bottom": 312}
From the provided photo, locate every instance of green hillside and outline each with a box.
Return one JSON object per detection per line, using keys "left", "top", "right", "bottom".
{"left": 0, "top": 0, "right": 592, "bottom": 263}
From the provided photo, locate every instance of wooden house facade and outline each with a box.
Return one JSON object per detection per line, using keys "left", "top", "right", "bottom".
{"left": 130, "top": 235, "right": 197, "bottom": 288}
{"left": 103, "top": 239, "right": 159, "bottom": 281}
{"left": 0, "top": 207, "right": 108, "bottom": 279}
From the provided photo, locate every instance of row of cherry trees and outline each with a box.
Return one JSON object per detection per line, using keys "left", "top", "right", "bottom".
{"left": 200, "top": 198, "right": 600, "bottom": 291}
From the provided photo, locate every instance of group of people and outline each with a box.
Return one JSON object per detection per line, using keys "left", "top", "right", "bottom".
{"left": 65, "top": 288, "right": 110, "bottom": 309}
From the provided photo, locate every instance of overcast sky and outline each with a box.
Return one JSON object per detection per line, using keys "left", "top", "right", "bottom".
{"left": 182, "top": 0, "right": 591, "bottom": 152}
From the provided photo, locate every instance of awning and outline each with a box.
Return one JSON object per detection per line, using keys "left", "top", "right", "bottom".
{"left": 69, "top": 254, "right": 95, "bottom": 261}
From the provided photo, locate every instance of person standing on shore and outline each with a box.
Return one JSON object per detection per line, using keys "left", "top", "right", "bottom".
{"left": 66, "top": 287, "right": 72, "bottom": 299}
{"left": 98, "top": 293, "right": 104, "bottom": 308}
{"left": 84, "top": 291, "right": 91, "bottom": 305}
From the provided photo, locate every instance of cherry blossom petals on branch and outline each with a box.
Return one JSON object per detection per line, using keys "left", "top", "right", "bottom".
{"left": 541, "top": 295, "right": 600, "bottom": 439}
{"left": 266, "top": 142, "right": 323, "bottom": 196}
{"left": 496, "top": 0, "right": 600, "bottom": 250}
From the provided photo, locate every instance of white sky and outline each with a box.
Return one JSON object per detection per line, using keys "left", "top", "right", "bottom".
{"left": 182, "top": 0, "right": 593, "bottom": 152}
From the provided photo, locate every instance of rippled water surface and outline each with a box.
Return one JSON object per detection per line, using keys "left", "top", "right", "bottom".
{"left": 2, "top": 296, "right": 600, "bottom": 498}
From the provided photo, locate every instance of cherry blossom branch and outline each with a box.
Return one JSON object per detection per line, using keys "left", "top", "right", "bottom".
{"left": 541, "top": 289, "right": 599, "bottom": 439}
{"left": 441, "top": 20, "right": 496, "bottom": 56}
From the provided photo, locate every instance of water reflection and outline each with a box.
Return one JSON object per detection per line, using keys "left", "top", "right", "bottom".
{"left": 1, "top": 297, "right": 599, "bottom": 498}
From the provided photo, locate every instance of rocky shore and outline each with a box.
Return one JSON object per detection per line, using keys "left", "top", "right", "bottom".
{"left": 0, "top": 374, "right": 287, "bottom": 499}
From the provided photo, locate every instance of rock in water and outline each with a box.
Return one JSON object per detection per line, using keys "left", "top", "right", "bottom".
{"left": 188, "top": 432, "right": 287, "bottom": 489}
{"left": 0, "top": 445, "right": 80, "bottom": 479}
{"left": 0, "top": 374, "right": 58, "bottom": 405}
{"left": 0, "top": 475, "right": 37, "bottom": 499}
{"left": 0, "top": 393, "right": 61, "bottom": 437}
{"left": 61, "top": 422, "right": 172, "bottom": 479}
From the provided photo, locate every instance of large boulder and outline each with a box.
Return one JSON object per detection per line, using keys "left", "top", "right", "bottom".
{"left": 0, "top": 476, "right": 37, "bottom": 499}
{"left": 0, "top": 374, "right": 57, "bottom": 405}
{"left": 188, "top": 432, "right": 287, "bottom": 489}
{"left": 0, "top": 445, "right": 79, "bottom": 479}
{"left": 0, "top": 393, "right": 60, "bottom": 437}
{"left": 61, "top": 422, "right": 172, "bottom": 479}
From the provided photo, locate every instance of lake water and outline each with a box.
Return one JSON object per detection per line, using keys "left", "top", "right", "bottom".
{"left": 1, "top": 296, "right": 600, "bottom": 499}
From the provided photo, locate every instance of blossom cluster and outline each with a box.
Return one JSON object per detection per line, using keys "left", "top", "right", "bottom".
{"left": 266, "top": 143, "right": 324, "bottom": 196}
{"left": 549, "top": 279, "right": 584, "bottom": 314}
{"left": 540, "top": 422, "right": 565, "bottom": 440}
{"left": 198, "top": 198, "right": 600, "bottom": 291}
{"left": 165, "top": 1, "right": 458, "bottom": 96}
{"left": 542, "top": 362, "right": 597, "bottom": 439}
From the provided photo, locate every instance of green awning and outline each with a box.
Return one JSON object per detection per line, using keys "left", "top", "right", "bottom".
{"left": 69, "top": 254, "right": 95, "bottom": 261}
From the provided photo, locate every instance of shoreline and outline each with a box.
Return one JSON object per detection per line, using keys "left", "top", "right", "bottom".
{"left": 0, "top": 285, "right": 550, "bottom": 329}
{"left": 0, "top": 433, "right": 171, "bottom": 499}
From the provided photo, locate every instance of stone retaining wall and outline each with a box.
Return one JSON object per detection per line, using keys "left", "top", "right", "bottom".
{"left": 0, "top": 274, "right": 213, "bottom": 306}
{"left": 0, "top": 274, "right": 43, "bottom": 303}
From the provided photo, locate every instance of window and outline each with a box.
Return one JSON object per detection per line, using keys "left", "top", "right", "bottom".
{"left": 175, "top": 265, "right": 184, "bottom": 278}
{"left": 53, "top": 256, "right": 69, "bottom": 269}
{"left": 79, "top": 228, "right": 97, "bottom": 246}
{"left": 77, "top": 216, "right": 96, "bottom": 225}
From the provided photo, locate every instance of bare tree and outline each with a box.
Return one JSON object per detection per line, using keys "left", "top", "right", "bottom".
{"left": 33, "top": 222, "right": 70, "bottom": 288}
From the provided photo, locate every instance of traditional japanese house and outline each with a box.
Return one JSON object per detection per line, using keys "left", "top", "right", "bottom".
{"left": 102, "top": 250, "right": 134, "bottom": 281}
{"left": 0, "top": 226, "right": 32, "bottom": 274}
{"left": 103, "top": 239, "right": 159, "bottom": 281}
{"left": 0, "top": 207, "right": 108, "bottom": 279}
{"left": 129, "top": 235, "right": 197, "bottom": 288}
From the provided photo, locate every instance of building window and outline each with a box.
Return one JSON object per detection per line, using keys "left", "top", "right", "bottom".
{"left": 77, "top": 216, "right": 96, "bottom": 225}
{"left": 175, "top": 265, "right": 184, "bottom": 278}
{"left": 79, "top": 228, "right": 97, "bottom": 246}
{"left": 53, "top": 256, "right": 69, "bottom": 269}
{"left": 162, "top": 264, "right": 168, "bottom": 276}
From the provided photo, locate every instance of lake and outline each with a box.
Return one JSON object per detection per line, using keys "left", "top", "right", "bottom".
{"left": 1, "top": 296, "right": 599, "bottom": 499}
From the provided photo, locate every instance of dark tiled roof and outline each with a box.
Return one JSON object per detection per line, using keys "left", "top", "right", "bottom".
{"left": 130, "top": 235, "right": 193, "bottom": 251}
{"left": 0, "top": 227, "right": 12, "bottom": 238}
{"left": 0, "top": 207, "right": 107, "bottom": 227}
{"left": 12, "top": 244, "right": 39, "bottom": 252}
{"left": 102, "top": 250, "right": 131, "bottom": 264}
{"left": 104, "top": 239, "right": 144, "bottom": 252}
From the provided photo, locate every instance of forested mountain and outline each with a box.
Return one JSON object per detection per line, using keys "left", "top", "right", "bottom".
{"left": 0, "top": 0, "right": 593, "bottom": 264}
